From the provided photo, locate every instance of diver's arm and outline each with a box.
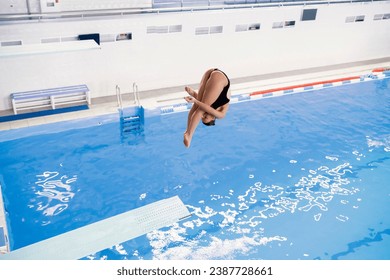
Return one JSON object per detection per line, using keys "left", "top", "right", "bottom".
{"left": 185, "top": 96, "right": 228, "bottom": 119}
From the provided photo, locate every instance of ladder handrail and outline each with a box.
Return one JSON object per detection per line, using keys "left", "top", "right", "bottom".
{"left": 133, "top": 82, "right": 140, "bottom": 107}
{"left": 117, "top": 83, "right": 141, "bottom": 109}
{"left": 116, "top": 85, "right": 123, "bottom": 109}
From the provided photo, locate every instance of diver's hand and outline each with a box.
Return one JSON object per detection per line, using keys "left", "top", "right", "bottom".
{"left": 185, "top": 86, "right": 198, "bottom": 99}
{"left": 184, "top": 96, "right": 196, "bottom": 103}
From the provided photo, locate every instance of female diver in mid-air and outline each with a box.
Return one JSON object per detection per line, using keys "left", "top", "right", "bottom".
{"left": 183, "top": 68, "right": 231, "bottom": 148}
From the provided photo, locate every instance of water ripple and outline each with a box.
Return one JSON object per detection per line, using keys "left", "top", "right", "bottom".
{"left": 145, "top": 161, "right": 359, "bottom": 259}
{"left": 30, "top": 171, "right": 77, "bottom": 221}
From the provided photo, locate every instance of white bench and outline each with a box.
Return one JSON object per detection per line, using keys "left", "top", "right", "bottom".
{"left": 11, "top": 84, "right": 90, "bottom": 115}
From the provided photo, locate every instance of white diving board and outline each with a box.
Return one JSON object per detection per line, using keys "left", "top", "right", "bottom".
{"left": 0, "top": 196, "right": 191, "bottom": 260}
{"left": 0, "top": 40, "right": 100, "bottom": 58}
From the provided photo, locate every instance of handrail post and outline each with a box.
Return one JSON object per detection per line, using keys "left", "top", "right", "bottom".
{"left": 116, "top": 85, "right": 123, "bottom": 109}
{"left": 133, "top": 82, "right": 140, "bottom": 106}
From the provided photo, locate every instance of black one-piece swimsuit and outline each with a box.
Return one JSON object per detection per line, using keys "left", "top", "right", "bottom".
{"left": 210, "top": 69, "right": 230, "bottom": 109}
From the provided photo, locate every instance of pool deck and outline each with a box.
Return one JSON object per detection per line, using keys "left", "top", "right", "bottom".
{"left": 0, "top": 57, "right": 389, "bottom": 131}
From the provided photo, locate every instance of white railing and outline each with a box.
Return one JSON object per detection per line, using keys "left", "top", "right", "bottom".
{"left": 0, "top": 0, "right": 385, "bottom": 23}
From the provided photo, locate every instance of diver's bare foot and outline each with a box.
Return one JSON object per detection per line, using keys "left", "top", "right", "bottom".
{"left": 183, "top": 132, "right": 192, "bottom": 148}
{"left": 185, "top": 86, "right": 198, "bottom": 98}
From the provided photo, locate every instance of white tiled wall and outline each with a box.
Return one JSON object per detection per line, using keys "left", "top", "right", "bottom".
{"left": 0, "top": 2, "right": 389, "bottom": 111}
{"left": 0, "top": 0, "right": 28, "bottom": 14}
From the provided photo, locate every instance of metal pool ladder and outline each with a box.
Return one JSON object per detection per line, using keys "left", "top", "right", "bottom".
{"left": 116, "top": 83, "right": 144, "bottom": 138}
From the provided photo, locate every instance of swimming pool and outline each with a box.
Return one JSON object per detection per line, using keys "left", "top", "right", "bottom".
{"left": 0, "top": 76, "right": 389, "bottom": 260}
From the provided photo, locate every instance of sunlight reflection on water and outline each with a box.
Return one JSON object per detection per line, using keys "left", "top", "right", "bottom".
{"left": 30, "top": 171, "right": 77, "bottom": 220}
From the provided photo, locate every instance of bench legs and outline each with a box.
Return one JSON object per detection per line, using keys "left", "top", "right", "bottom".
{"left": 11, "top": 98, "right": 17, "bottom": 115}
{"left": 87, "top": 91, "right": 91, "bottom": 105}
{"left": 50, "top": 96, "right": 55, "bottom": 110}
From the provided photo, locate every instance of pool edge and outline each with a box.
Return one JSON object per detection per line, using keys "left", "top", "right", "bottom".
{"left": 159, "top": 68, "right": 390, "bottom": 115}
{"left": 0, "top": 181, "right": 10, "bottom": 254}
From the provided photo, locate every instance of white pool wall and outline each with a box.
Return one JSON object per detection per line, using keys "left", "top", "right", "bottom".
{"left": 0, "top": 1, "right": 389, "bottom": 111}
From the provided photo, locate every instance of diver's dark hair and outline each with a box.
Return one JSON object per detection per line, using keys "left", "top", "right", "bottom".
{"left": 202, "top": 119, "right": 216, "bottom": 126}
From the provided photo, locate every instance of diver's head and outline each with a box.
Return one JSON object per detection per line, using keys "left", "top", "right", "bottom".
{"left": 202, "top": 112, "right": 216, "bottom": 126}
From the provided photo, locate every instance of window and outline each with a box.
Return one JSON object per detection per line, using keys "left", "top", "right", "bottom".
{"left": 355, "top": 15, "right": 365, "bottom": 22}
{"left": 272, "top": 22, "right": 284, "bottom": 29}
{"left": 147, "top": 25, "right": 183, "bottom": 34}
{"left": 249, "top": 24, "right": 260, "bottom": 30}
{"left": 169, "top": 25, "right": 182, "bottom": 33}
{"left": 1, "top": 40, "right": 22, "bottom": 47}
{"left": 285, "top": 21, "right": 296, "bottom": 28}
{"left": 195, "top": 26, "right": 223, "bottom": 35}
{"left": 195, "top": 27, "right": 209, "bottom": 35}
{"left": 302, "top": 9, "right": 317, "bottom": 21}
{"left": 235, "top": 23, "right": 260, "bottom": 32}
{"left": 272, "top": 21, "right": 295, "bottom": 29}
{"left": 374, "top": 13, "right": 390, "bottom": 20}
{"left": 116, "top": 33, "right": 132, "bottom": 41}
{"left": 41, "top": 36, "right": 84, "bottom": 44}
{"left": 346, "top": 15, "right": 365, "bottom": 23}
{"left": 210, "top": 26, "right": 223, "bottom": 34}
{"left": 147, "top": 26, "right": 169, "bottom": 34}
{"left": 99, "top": 33, "right": 132, "bottom": 43}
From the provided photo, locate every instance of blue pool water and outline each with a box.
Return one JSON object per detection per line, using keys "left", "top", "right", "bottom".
{"left": 0, "top": 78, "right": 389, "bottom": 260}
